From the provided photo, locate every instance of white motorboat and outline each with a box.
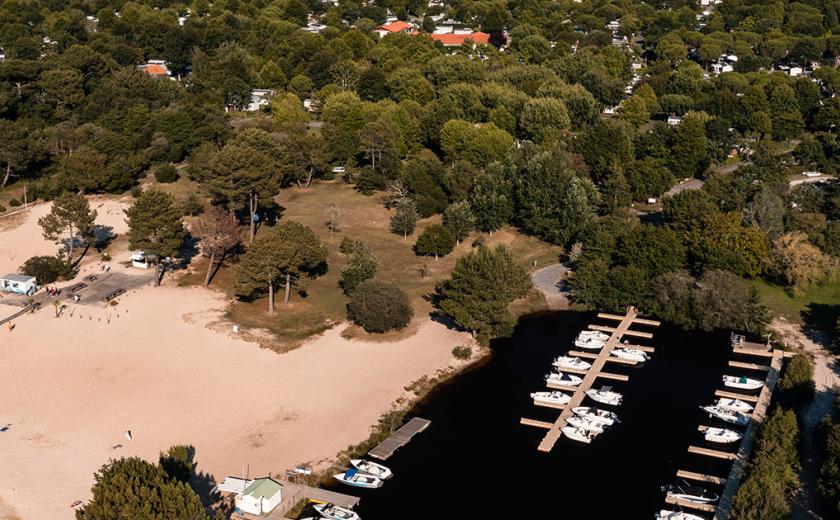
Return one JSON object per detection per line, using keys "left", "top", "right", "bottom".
{"left": 585, "top": 388, "right": 623, "bottom": 406}
{"left": 313, "top": 503, "right": 361, "bottom": 520}
{"left": 531, "top": 390, "right": 571, "bottom": 406}
{"left": 578, "top": 330, "right": 609, "bottom": 342}
{"left": 722, "top": 375, "right": 763, "bottom": 391}
{"left": 700, "top": 405, "right": 750, "bottom": 426}
{"left": 704, "top": 427, "right": 743, "bottom": 444}
{"left": 562, "top": 425, "right": 599, "bottom": 444}
{"left": 655, "top": 510, "right": 705, "bottom": 520}
{"left": 350, "top": 459, "right": 392, "bottom": 479}
{"left": 572, "top": 406, "right": 620, "bottom": 426}
{"left": 611, "top": 347, "right": 649, "bottom": 362}
{"left": 662, "top": 483, "right": 719, "bottom": 504}
{"left": 567, "top": 415, "right": 606, "bottom": 432}
{"left": 553, "top": 356, "right": 592, "bottom": 371}
{"left": 716, "top": 398, "right": 754, "bottom": 414}
{"left": 333, "top": 468, "right": 384, "bottom": 489}
{"left": 545, "top": 372, "right": 583, "bottom": 387}
{"left": 575, "top": 337, "right": 606, "bottom": 350}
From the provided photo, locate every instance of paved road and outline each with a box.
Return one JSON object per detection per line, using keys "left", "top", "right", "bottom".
{"left": 531, "top": 263, "right": 570, "bottom": 309}
{"left": 664, "top": 178, "right": 704, "bottom": 198}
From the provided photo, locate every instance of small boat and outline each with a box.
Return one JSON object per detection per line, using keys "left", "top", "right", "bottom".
{"left": 545, "top": 372, "right": 583, "bottom": 387}
{"left": 704, "top": 427, "right": 743, "bottom": 444}
{"left": 662, "top": 482, "right": 719, "bottom": 504}
{"left": 578, "top": 330, "right": 609, "bottom": 342}
{"left": 586, "top": 388, "right": 623, "bottom": 406}
{"left": 333, "top": 468, "right": 383, "bottom": 489}
{"left": 655, "top": 510, "right": 705, "bottom": 520}
{"left": 567, "top": 415, "right": 606, "bottom": 432}
{"left": 700, "top": 405, "right": 749, "bottom": 426}
{"left": 611, "top": 347, "right": 649, "bottom": 362}
{"left": 716, "top": 398, "right": 754, "bottom": 414}
{"left": 350, "top": 459, "right": 392, "bottom": 479}
{"left": 575, "top": 337, "right": 606, "bottom": 350}
{"left": 531, "top": 390, "right": 571, "bottom": 406}
{"left": 313, "top": 503, "right": 361, "bottom": 520}
{"left": 722, "top": 375, "right": 763, "bottom": 391}
{"left": 572, "top": 406, "right": 620, "bottom": 426}
{"left": 562, "top": 425, "right": 600, "bottom": 444}
{"left": 553, "top": 356, "right": 592, "bottom": 371}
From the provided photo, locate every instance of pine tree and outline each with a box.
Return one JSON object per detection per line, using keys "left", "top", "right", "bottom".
{"left": 437, "top": 246, "right": 532, "bottom": 344}
{"left": 38, "top": 192, "right": 97, "bottom": 263}
{"left": 470, "top": 165, "right": 512, "bottom": 233}
{"left": 341, "top": 240, "right": 378, "bottom": 294}
{"left": 191, "top": 206, "right": 241, "bottom": 286}
{"left": 125, "top": 190, "right": 185, "bottom": 286}
{"left": 235, "top": 221, "right": 327, "bottom": 312}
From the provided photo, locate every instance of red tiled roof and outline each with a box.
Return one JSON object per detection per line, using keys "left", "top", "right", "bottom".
{"left": 430, "top": 32, "right": 490, "bottom": 46}
{"left": 141, "top": 64, "right": 169, "bottom": 76}
{"left": 377, "top": 21, "right": 413, "bottom": 33}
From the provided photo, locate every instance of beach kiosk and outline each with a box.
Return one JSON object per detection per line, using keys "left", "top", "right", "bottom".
{"left": 130, "top": 251, "right": 152, "bottom": 269}
{"left": 234, "top": 477, "right": 283, "bottom": 515}
{"left": 1, "top": 274, "right": 38, "bottom": 295}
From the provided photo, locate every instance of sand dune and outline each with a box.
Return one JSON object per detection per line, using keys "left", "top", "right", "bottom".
{"left": 0, "top": 285, "right": 471, "bottom": 519}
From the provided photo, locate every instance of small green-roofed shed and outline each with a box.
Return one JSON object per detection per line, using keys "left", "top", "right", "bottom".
{"left": 235, "top": 477, "right": 283, "bottom": 515}
{"left": 242, "top": 477, "right": 283, "bottom": 499}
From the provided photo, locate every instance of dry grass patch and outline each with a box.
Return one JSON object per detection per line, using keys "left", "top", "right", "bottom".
{"left": 179, "top": 180, "right": 560, "bottom": 349}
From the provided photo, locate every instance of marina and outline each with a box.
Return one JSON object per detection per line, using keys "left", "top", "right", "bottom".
{"left": 335, "top": 311, "right": 744, "bottom": 518}
{"left": 520, "top": 307, "right": 660, "bottom": 451}
{"left": 367, "top": 417, "right": 431, "bottom": 461}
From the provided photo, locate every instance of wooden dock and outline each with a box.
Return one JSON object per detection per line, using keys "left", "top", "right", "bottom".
{"left": 713, "top": 349, "right": 785, "bottom": 520}
{"left": 368, "top": 417, "right": 431, "bottom": 460}
{"left": 521, "top": 307, "right": 660, "bottom": 452}
{"left": 665, "top": 341, "right": 789, "bottom": 519}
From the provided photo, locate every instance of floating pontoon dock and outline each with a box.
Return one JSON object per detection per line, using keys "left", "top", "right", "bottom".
{"left": 520, "top": 306, "right": 660, "bottom": 452}
{"left": 368, "top": 417, "right": 431, "bottom": 460}
{"left": 667, "top": 336, "right": 794, "bottom": 519}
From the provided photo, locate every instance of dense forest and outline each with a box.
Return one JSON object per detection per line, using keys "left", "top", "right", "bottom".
{"left": 2, "top": 0, "right": 839, "bottom": 338}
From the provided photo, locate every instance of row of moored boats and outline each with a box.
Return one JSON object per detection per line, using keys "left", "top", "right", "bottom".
{"left": 531, "top": 330, "right": 650, "bottom": 444}
{"left": 314, "top": 459, "right": 395, "bottom": 520}
{"left": 656, "top": 370, "right": 765, "bottom": 518}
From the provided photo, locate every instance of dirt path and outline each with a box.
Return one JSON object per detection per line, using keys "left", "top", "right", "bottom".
{"left": 770, "top": 318, "right": 839, "bottom": 519}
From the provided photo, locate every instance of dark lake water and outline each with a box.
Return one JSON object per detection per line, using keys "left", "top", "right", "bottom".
{"left": 331, "top": 311, "right": 738, "bottom": 519}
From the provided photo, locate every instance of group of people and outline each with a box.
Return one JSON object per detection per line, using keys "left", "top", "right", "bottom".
{"left": 45, "top": 286, "right": 61, "bottom": 297}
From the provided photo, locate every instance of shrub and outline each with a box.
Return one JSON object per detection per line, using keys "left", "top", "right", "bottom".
{"left": 347, "top": 280, "right": 413, "bottom": 333}
{"left": 339, "top": 236, "right": 355, "bottom": 255}
{"left": 0, "top": 203, "right": 5, "bottom": 213}
{"left": 415, "top": 224, "right": 455, "bottom": 259}
{"left": 777, "top": 353, "right": 815, "bottom": 407}
{"left": 154, "top": 164, "right": 179, "bottom": 183}
{"left": 19, "top": 255, "right": 73, "bottom": 284}
{"left": 130, "top": 186, "right": 142, "bottom": 198}
{"left": 8, "top": 198, "right": 21, "bottom": 207}
{"left": 101, "top": 253, "right": 111, "bottom": 261}
{"left": 180, "top": 193, "right": 203, "bottom": 216}
{"left": 452, "top": 345, "right": 472, "bottom": 359}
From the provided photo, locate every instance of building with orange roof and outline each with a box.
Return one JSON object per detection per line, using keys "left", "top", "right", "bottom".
{"left": 138, "top": 60, "right": 173, "bottom": 79}
{"left": 430, "top": 31, "right": 490, "bottom": 47}
{"left": 375, "top": 20, "right": 414, "bottom": 38}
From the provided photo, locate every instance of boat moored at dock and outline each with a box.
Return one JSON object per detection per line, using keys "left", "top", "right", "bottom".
{"left": 572, "top": 406, "right": 620, "bottom": 426}
{"left": 553, "top": 356, "right": 592, "bottom": 371}
{"left": 545, "top": 372, "right": 583, "bottom": 387}
{"left": 567, "top": 415, "right": 606, "bottom": 432}
{"left": 350, "top": 459, "right": 393, "bottom": 479}
{"left": 531, "top": 391, "right": 571, "bottom": 406}
{"left": 662, "top": 482, "right": 719, "bottom": 504}
{"left": 700, "top": 405, "right": 750, "bottom": 426}
{"left": 333, "top": 468, "right": 384, "bottom": 489}
{"left": 715, "top": 398, "right": 754, "bottom": 414}
{"left": 722, "top": 375, "right": 763, "bottom": 391}
{"left": 313, "top": 503, "right": 361, "bottom": 520}
{"left": 585, "top": 388, "right": 623, "bottom": 406}
{"left": 704, "top": 427, "right": 742, "bottom": 444}
{"left": 611, "top": 347, "right": 650, "bottom": 362}
{"left": 655, "top": 510, "right": 705, "bottom": 520}
{"left": 562, "top": 425, "right": 600, "bottom": 444}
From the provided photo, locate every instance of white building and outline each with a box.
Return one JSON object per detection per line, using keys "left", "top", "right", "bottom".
{"left": 234, "top": 477, "right": 283, "bottom": 515}
{"left": 0, "top": 274, "right": 37, "bottom": 295}
{"left": 247, "top": 89, "right": 274, "bottom": 111}
{"left": 667, "top": 115, "right": 683, "bottom": 126}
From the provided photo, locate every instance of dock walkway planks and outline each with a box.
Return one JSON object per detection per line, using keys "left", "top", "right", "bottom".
{"left": 368, "top": 417, "right": 431, "bottom": 460}
{"left": 714, "top": 350, "right": 785, "bottom": 520}
{"left": 521, "top": 306, "right": 660, "bottom": 452}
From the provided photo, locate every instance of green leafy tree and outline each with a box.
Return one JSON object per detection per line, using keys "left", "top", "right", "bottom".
{"left": 235, "top": 221, "right": 327, "bottom": 312}
{"left": 616, "top": 94, "right": 650, "bottom": 126}
{"left": 519, "top": 97, "right": 570, "bottom": 143}
{"left": 125, "top": 190, "right": 185, "bottom": 286}
{"left": 19, "top": 255, "right": 73, "bottom": 284}
{"left": 347, "top": 280, "right": 413, "bottom": 333}
{"left": 770, "top": 232, "right": 832, "bottom": 294}
{"left": 437, "top": 245, "right": 532, "bottom": 344}
{"left": 415, "top": 224, "right": 456, "bottom": 259}
{"left": 686, "top": 212, "right": 769, "bottom": 277}
{"left": 271, "top": 92, "right": 309, "bottom": 127}
{"left": 470, "top": 165, "right": 513, "bottom": 233}
{"left": 390, "top": 198, "right": 419, "bottom": 238}
{"left": 340, "top": 240, "right": 378, "bottom": 294}
{"left": 443, "top": 201, "right": 475, "bottom": 244}
{"left": 38, "top": 192, "right": 97, "bottom": 263}
{"left": 777, "top": 353, "right": 815, "bottom": 407}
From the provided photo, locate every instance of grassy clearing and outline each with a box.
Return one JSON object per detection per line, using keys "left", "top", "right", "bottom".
{"left": 179, "top": 179, "right": 561, "bottom": 350}
{"left": 751, "top": 276, "right": 840, "bottom": 330}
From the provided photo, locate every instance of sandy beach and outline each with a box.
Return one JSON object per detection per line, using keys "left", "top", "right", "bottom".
{"left": 0, "top": 199, "right": 130, "bottom": 276}
{"left": 0, "top": 285, "right": 471, "bottom": 519}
